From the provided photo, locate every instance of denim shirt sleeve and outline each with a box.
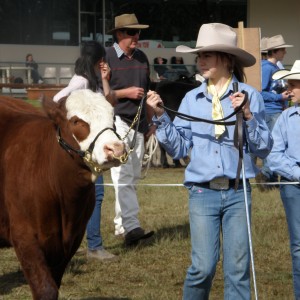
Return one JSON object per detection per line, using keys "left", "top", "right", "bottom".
{"left": 267, "top": 108, "right": 300, "bottom": 181}
{"left": 153, "top": 108, "right": 193, "bottom": 159}
{"left": 243, "top": 87, "right": 273, "bottom": 159}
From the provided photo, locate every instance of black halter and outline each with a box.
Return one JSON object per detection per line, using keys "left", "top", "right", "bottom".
{"left": 56, "top": 126, "right": 124, "bottom": 175}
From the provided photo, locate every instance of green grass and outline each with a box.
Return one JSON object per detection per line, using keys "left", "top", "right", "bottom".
{"left": 0, "top": 168, "right": 294, "bottom": 299}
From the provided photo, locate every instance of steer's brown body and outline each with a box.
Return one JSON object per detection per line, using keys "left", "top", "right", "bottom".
{"left": 0, "top": 91, "right": 125, "bottom": 299}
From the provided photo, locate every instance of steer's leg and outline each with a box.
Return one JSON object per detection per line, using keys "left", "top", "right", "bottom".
{"left": 10, "top": 225, "right": 59, "bottom": 300}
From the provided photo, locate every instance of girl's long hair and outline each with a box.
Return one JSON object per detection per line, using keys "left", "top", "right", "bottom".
{"left": 75, "top": 41, "right": 106, "bottom": 92}
{"left": 217, "top": 52, "right": 246, "bottom": 83}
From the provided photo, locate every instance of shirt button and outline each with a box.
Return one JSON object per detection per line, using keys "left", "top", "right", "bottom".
{"left": 218, "top": 166, "right": 220, "bottom": 168}
{"left": 215, "top": 151, "right": 218, "bottom": 154}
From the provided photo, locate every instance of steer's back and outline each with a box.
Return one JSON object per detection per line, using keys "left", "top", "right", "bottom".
{"left": 0, "top": 97, "right": 50, "bottom": 244}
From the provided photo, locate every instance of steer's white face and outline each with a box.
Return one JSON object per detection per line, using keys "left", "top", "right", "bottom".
{"left": 65, "top": 90, "right": 126, "bottom": 176}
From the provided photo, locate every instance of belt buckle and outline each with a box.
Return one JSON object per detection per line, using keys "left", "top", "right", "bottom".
{"left": 209, "top": 177, "right": 229, "bottom": 190}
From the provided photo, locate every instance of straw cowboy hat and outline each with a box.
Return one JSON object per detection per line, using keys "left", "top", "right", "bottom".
{"left": 272, "top": 60, "right": 300, "bottom": 80}
{"left": 264, "top": 34, "right": 293, "bottom": 50}
{"left": 176, "top": 23, "right": 256, "bottom": 67}
{"left": 107, "top": 13, "right": 149, "bottom": 33}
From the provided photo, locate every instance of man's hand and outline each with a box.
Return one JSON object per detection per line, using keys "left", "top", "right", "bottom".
{"left": 126, "top": 87, "right": 145, "bottom": 99}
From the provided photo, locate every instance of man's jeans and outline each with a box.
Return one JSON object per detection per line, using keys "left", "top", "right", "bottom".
{"left": 183, "top": 182, "right": 252, "bottom": 300}
{"left": 280, "top": 182, "right": 300, "bottom": 299}
{"left": 261, "top": 113, "right": 281, "bottom": 181}
{"left": 86, "top": 176, "right": 104, "bottom": 250}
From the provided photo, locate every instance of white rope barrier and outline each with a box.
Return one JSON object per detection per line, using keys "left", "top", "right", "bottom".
{"left": 96, "top": 181, "right": 299, "bottom": 187}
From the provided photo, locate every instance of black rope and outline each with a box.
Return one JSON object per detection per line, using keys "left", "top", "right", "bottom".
{"left": 158, "top": 91, "right": 247, "bottom": 125}
{"left": 157, "top": 84, "right": 248, "bottom": 191}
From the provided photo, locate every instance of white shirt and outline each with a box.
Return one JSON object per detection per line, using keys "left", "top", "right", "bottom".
{"left": 53, "top": 74, "right": 102, "bottom": 102}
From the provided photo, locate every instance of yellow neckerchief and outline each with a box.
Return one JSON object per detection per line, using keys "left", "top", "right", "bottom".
{"left": 207, "top": 75, "right": 232, "bottom": 139}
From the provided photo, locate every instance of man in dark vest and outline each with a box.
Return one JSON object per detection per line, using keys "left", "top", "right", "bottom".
{"left": 105, "top": 13, "right": 155, "bottom": 246}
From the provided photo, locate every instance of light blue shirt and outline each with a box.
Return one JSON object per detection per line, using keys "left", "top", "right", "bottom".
{"left": 153, "top": 77, "right": 273, "bottom": 186}
{"left": 267, "top": 105, "right": 300, "bottom": 181}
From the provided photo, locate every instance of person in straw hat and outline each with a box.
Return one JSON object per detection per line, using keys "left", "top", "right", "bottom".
{"left": 257, "top": 34, "right": 293, "bottom": 187}
{"left": 147, "top": 22, "right": 273, "bottom": 299}
{"left": 104, "top": 13, "right": 155, "bottom": 246}
{"left": 266, "top": 60, "right": 300, "bottom": 299}
{"left": 260, "top": 37, "right": 268, "bottom": 60}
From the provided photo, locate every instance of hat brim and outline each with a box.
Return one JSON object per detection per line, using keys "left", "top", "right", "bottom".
{"left": 107, "top": 24, "right": 149, "bottom": 34}
{"left": 272, "top": 69, "right": 300, "bottom": 80}
{"left": 267, "top": 44, "right": 294, "bottom": 50}
{"left": 176, "top": 44, "right": 256, "bottom": 67}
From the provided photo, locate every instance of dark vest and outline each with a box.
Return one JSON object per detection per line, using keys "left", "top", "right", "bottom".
{"left": 105, "top": 47, "right": 150, "bottom": 133}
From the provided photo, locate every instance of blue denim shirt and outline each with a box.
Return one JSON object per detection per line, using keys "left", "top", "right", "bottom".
{"left": 267, "top": 104, "right": 300, "bottom": 181}
{"left": 153, "top": 77, "right": 273, "bottom": 186}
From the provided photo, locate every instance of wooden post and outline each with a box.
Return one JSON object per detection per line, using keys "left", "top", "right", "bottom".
{"left": 235, "top": 22, "right": 262, "bottom": 91}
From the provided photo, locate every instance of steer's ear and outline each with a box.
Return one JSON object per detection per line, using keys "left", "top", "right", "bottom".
{"left": 42, "top": 95, "right": 67, "bottom": 126}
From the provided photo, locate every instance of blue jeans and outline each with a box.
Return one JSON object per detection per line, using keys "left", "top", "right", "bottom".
{"left": 280, "top": 182, "right": 300, "bottom": 299}
{"left": 183, "top": 182, "right": 252, "bottom": 300}
{"left": 86, "top": 176, "right": 104, "bottom": 250}
{"left": 261, "top": 113, "right": 281, "bottom": 181}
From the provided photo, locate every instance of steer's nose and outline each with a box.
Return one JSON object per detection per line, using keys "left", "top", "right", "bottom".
{"left": 104, "top": 141, "right": 126, "bottom": 161}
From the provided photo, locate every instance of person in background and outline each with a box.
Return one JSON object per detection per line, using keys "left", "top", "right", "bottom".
{"left": 105, "top": 13, "right": 155, "bottom": 246}
{"left": 25, "top": 53, "right": 43, "bottom": 84}
{"left": 260, "top": 37, "right": 268, "bottom": 60}
{"left": 170, "top": 56, "right": 190, "bottom": 78}
{"left": 53, "top": 41, "right": 117, "bottom": 261}
{"left": 153, "top": 57, "right": 169, "bottom": 81}
{"left": 267, "top": 60, "right": 300, "bottom": 300}
{"left": 147, "top": 23, "right": 273, "bottom": 299}
{"left": 257, "top": 34, "right": 293, "bottom": 187}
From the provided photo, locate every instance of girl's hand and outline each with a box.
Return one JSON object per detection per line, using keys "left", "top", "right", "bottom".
{"left": 146, "top": 90, "right": 165, "bottom": 117}
{"left": 100, "top": 62, "right": 110, "bottom": 80}
{"left": 229, "top": 92, "right": 252, "bottom": 121}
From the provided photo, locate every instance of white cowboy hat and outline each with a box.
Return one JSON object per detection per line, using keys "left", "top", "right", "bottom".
{"left": 107, "top": 13, "right": 149, "bottom": 34}
{"left": 264, "top": 34, "right": 293, "bottom": 51}
{"left": 272, "top": 60, "right": 300, "bottom": 80}
{"left": 176, "top": 23, "right": 256, "bottom": 67}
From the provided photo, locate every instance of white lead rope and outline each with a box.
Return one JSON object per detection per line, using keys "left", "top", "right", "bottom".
{"left": 241, "top": 161, "right": 258, "bottom": 300}
{"left": 141, "top": 134, "right": 159, "bottom": 179}
{"left": 96, "top": 181, "right": 299, "bottom": 187}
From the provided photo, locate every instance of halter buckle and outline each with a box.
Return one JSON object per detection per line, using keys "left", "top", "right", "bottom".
{"left": 83, "top": 151, "right": 103, "bottom": 176}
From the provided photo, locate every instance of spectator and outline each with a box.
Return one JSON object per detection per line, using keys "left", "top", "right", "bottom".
{"left": 170, "top": 56, "right": 190, "bottom": 78}
{"left": 105, "top": 13, "right": 154, "bottom": 246}
{"left": 147, "top": 23, "right": 273, "bottom": 299}
{"left": 153, "top": 57, "right": 169, "bottom": 80}
{"left": 267, "top": 60, "right": 300, "bottom": 299}
{"left": 25, "top": 53, "right": 43, "bottom": 84}
{"left": 53, "top": 41, "right": 117, "bottom": 261}
{"left": 257, "top": 34, "right": 293, "bottom": 187}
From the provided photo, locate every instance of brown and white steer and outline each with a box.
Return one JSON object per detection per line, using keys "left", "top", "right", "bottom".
{"left": 0, "top": 90, "right": 126, "bottom": 300}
